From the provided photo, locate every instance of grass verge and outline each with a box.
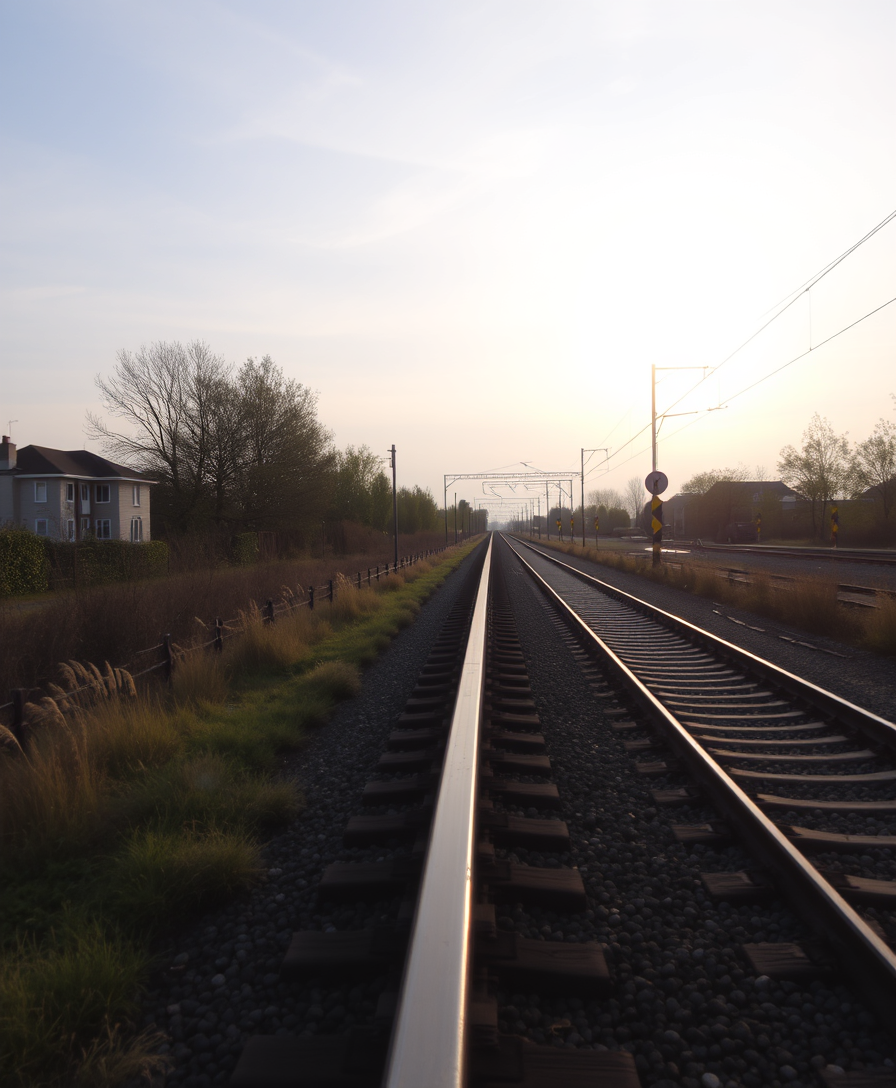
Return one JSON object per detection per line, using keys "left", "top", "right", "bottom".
{"left": 0, "top": 540, "right": 479, "bottom": 1085}
{"left": 524, "top": 537, "right": 894, "bottom": 657}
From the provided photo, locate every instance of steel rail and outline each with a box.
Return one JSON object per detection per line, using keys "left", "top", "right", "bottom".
{"left": 383, "top": 535, "right": 493, "bottom": 1088}
{"left": 514, "top": 538, "right": 896, "bottom": 751}
{"left": 502, "top": 533, "right": 896, "bottom": 1026}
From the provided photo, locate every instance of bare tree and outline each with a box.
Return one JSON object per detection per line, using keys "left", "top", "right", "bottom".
{"left": 680, "top": 465, "right": 750, "bottom": 494}
{"left": 89, "top": 343, "right": 334, "bottom": 536}
{"left": 851, "top": 418, "right": 896, "bottom": 520}
{"left": 778, "top": 414, "right": 851, "bottom": 538}
{"left": 88, "top": 340, "right": 229, "bottom": 532}
{"left": 624, "top": 476, "right": 645, "bottom": 522}
{"left": 587, "top": 487, "right": 624, "bottom": 510}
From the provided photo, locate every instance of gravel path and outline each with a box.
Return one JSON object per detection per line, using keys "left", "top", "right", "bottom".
{"left": 518, "top": 540, "right": 896, "bottom": 724}
{"left": 131, "top": 545, "right": 485, "bottom": 1088}
{"left": 494, "top": 535, "right": 896, "bottom": 1088}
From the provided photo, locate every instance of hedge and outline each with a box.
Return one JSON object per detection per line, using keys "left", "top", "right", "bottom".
{"left": 0, "top": 528, "right": 49, "bottom": 596}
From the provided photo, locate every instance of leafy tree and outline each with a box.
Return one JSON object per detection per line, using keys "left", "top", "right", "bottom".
{"left": 397, "top": 486, "right": 440, "bottom": 533}
{"left": 331, "top": 446, "right": 391, "bottom": 528}
{"left": 778, "top": 413, "right": 851, "bottom": 538}
{"left": 851, "top": 418, "right": 896, "bottom": 519}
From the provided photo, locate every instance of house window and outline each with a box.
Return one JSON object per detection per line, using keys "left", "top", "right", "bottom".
{"left": 35, "top": 481, "right": 47, "bottom": 503}
{"left": 130, "top": 517, "right": 143, "bottom": 542}
{"left": 67, "top": 519, "right": 75, "bottom": 541}
{"left": 81, "top": 484, "right": 89, "bottom": 501}
{"left": 95, "top": 519, "right": 112, "bottom": 539}
{"left": 132, "top": 485, "right": 141, "bottom": 506}
{"left": 80, "top": 517, "right": 90, "bottom": 534}
{"left": 35, "top": 518, "right": 48, "bottom": 535}
{"left": 66, "top": 483, "right": 75, "bottom": 502}
{"left": 96, "top": 484, "right": 111, "bottom": 503}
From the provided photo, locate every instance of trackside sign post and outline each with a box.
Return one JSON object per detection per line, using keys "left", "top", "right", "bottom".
{"left": 645, "top": 470, "right": 668, "bottom": 567}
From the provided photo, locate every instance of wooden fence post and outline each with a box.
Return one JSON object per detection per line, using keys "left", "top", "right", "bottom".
{"left": 264, "top": 599, "right": 275, "bottom": 625}
{"left": 214, "top": 618, "right": 224, "bottom": 652}
{"left": 162, "top": 634, "right": 173, "bottom": 683}
{"left": 357, "top": 571, "right": 361, "bottom": 590}
{"left": 309, "top": 585, "right": 315, "bottom": 610}
{"left": 328, "top": 579, "right": 334, "bottom": 602}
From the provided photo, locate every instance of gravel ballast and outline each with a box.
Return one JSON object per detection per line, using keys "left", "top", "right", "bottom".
{"left": 493, "top": 534, "right": 895, "bottom": 1088}
{"left": 130, "top": 544, "right": 486, "bottom": 1087}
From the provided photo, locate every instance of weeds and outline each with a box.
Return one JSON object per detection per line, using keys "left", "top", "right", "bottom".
{"left": 0, "top": 540, "right": 476, "bottom": 1084}
{"left": 0, "top": 922, "right": 164, "bottom": 1088}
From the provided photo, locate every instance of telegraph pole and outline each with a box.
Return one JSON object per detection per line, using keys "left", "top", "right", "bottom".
{"left": 389, "top": 444, "right": 398, "bottom": 567}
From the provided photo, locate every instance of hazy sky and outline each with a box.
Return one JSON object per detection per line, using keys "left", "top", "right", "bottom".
{"left": 2, "top": 1, "right": 894, "bottom": 510}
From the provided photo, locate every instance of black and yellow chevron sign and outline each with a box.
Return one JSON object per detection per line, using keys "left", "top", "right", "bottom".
{"left": 651, "top": 494, "right": 663, "bottom": 540}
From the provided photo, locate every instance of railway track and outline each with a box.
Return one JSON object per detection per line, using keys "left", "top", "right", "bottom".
{"left": 219, "top": 532, "right": 895, "bottom": 1088}
{"left": 505, "top": 541, "right": 896, "bottom": 1003}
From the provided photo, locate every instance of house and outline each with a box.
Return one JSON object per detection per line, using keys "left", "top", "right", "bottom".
{"left": 0, "top": 437, "right": 154, "bottom": 542}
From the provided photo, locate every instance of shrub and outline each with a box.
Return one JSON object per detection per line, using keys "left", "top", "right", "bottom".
{"left": 232, "top": 532, "right": 259, "bottom": 566}
{"left": 0, "top": 527, "right": 48, "bottom": 596}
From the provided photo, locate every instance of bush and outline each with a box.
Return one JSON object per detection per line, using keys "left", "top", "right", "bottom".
{"left": 232, "top": 532, "right": 259, "bottom": 566}
{"left": 44, "top": 539, "right": 169, "bottom": 590}
{"left": 0, "top": 527, "right": 48, "bottom": 596}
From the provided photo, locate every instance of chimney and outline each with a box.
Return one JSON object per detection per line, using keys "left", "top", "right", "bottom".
{"left": 0, "top": 436, "right": 16, "bottom": 471}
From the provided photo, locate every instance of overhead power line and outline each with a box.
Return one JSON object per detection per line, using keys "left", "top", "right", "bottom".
{"left": 592, "top": 207, "right": 896, "bottom": 478}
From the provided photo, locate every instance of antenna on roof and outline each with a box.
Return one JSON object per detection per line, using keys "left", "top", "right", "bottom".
{"left": 8, "top": 421, "right": 17, "bottom": 437}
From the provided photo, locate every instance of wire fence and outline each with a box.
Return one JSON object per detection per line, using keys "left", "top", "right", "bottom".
{"left": 1, "top": 547, "right": 450, "bottom": 751}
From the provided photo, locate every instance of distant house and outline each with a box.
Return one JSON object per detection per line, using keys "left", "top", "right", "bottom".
{"left": 664, "top": 480, "right": 802, "bottom": 542}
{"left": 0, "top": 437, "right": 154, "bottom": 542}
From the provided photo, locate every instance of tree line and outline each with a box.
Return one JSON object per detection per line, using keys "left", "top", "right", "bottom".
{"left": 88, "top": 341, "right": 441, "bottom": 543}
{"left": 679, "top": 407, "right": 896, "bottom": 540}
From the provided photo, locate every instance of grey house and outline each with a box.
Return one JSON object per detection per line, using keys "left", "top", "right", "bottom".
{"left": 0, "top": 437, "right": 154, "bottom": 542}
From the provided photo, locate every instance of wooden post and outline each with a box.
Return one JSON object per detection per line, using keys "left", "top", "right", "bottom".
{"left": 162, "top": 634, "right": 173, "bottom": 683}
{"left": 328, "top": 579, "right": 334, "bottom": 602}
{"left": 309, "top": 585, "right": 315, "bottom": 610}
{"left": 214, "top": 618, "right": 224, "bottom": 653}
{"left": 357, "top": 571, "right": 361, "bottom": 590}
{"left": 264, "top": 599, "right": 275, "bottom": 625}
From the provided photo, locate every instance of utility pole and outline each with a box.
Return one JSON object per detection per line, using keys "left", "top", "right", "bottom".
{"left": 454, "top": 492, "right": 457, "bottom": 544}
{"left": 389, "top": 445, "right": 398, "bottom": 567}
{"left": 581, "top": 447, "right": 609, "bottom": 547}
{"left": 650, "top": 364, "right": 713, "bottom": 566}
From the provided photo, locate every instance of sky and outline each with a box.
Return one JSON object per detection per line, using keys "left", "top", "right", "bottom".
{"left": 1, "top": 0, "right": 894, "bottom": 514}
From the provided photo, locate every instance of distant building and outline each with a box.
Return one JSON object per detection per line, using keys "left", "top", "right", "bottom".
{"left": 0, "top": 437, "right": 154, "bottom": 542}
{"left": 664, "top": 480, "right": 801, "bottom": 542}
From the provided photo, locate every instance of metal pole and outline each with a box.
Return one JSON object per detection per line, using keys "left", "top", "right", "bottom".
{"left": 454, "top": 492, "right": 457, "bottom": 544}
{"left": 444, "top": 476, "right": 448, "bottom": 544}
{"left": 581, "top": 449, "right": 586, "bottom": 548}
{"left": 651, "top": 365, "right": 661, "bottom": 567}
{"left": 545, "top": 480, "right": 550, "bottom": 539}
{"left": 390, "top": 444, "right": 399, "bottom": 567}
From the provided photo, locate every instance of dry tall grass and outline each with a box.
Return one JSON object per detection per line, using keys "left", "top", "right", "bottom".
{"left": 0, "top": 543, "right": 445, "bottom": 695}
{"left": 534, "top": 538, "right": 891, "bottom": 656}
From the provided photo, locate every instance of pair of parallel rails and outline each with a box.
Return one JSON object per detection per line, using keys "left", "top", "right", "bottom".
{"left": 232, "top": 532, "right": 896, "bottom": 1087}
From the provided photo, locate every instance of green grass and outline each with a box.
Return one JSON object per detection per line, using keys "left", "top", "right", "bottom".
{"left": 0, "top": 922, "right": 166, "bottom": 1088}
{"left": 0, "top": 541, "right": 477, "bottom": 1085}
